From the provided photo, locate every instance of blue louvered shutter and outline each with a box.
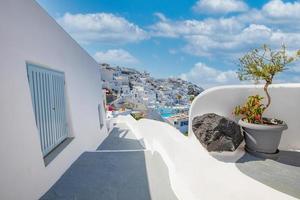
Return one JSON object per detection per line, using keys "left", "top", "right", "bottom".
{"left": 27, "top": 64, "right": 68, "bottom": 156}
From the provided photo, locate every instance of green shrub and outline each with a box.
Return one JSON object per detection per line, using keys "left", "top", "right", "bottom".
{"left": 131, "top": 112, "right": 144, "bottom": 120}
{"left": 234, "top": 45, "right": 300, "bottom": 124}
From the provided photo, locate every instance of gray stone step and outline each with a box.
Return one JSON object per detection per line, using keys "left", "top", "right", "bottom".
{"left": 41, "top": 151, "right": 177, "bottom": 200}
{"left": 97, "top": 123, "right": 145, "bottom": 151}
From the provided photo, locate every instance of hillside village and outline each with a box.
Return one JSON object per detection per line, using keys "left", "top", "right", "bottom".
{"left": 100, "top": 63, "right": 204, "bottom": 134}
{"left": 100, "top": 63, "right": 204, "bottom": 111}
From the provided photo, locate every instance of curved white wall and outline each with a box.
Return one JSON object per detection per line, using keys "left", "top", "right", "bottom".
{"left": 0, "top": 1, "right": 108, "bottom": 199}
{"left": 113, "top": 82, "right": 300, "bottom": 200}
{"left": 189, "top": 84, "right": 300, "bottom": 150}
{"left": 117, "top": 115, "right": 295, "bottom": 200}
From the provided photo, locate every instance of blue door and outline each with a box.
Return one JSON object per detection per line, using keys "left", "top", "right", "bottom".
{"left": 27, "top": 64, "right": 68, "bottom": 156}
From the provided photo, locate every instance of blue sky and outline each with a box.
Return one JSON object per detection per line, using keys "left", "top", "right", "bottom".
{"left": 37, "top": 0, "right": 300, "bottom": 88}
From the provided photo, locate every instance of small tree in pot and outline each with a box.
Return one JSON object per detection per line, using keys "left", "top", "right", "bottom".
{"left": 234, "top": 45, "right": 300, "bottom": 157}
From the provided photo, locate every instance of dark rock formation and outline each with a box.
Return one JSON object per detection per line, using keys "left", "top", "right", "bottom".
{"left": 192, "top": 113, "right": 243, "bottom": 152}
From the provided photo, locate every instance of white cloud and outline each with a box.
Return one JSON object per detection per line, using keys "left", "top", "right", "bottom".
{"left": 153, "top": 12, "right": 168, "bottom": 22}
{"left": 94, "top": 49, "right": 139, "bottom": 65}
{"left": 179, "top": 62, "right": 300, "bottom": 88}
{"left": 262, "top": 0, "right": 300, "bottom": 19}
{"left": 193, "top": 0, "right": 248, "bottom": 14}
{"left": 179, "top": 62, "right": 238, "bottom": 88}
{"left": 58, "top": 12, "right": 148, "bottom": 44}
{"left": 150, "top": 0, "right": 300, "bottom": 62}
{"left": 150, "top": 17, "right": 244, "bottom": 38}
{"left": 184, "top": 23, "right": 300, "bottom": 57}
{"left": 151, "top": 9, "right": 300, "bottom": 59}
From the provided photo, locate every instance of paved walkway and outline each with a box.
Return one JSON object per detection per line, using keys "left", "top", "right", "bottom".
{"left": 236, "top": 150, "right": 300, "bottom": 199}
{"left": 97, "top": 123, "right": 145, "bottom": 150}
{"left": 41, "top": 123, "right": 177, "bottom": 200}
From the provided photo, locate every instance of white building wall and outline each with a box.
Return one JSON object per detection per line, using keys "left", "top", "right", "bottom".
{"left": 121, "top": 85, "right": 130, "bottom": 95}
{"left": 0, "top": 1, "right": 108, "bottom": 199}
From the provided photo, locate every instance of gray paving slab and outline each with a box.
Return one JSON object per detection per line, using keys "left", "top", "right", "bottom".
{"left": 41, "top": 151, "right": 151, "bottom": 200}
{"left": 41, "top": 123, "right": 177, "bottom": 200}
{"left": 97, "top": 123, "right": 145, "bottom": 150}
{"left": 236, "top": 150, "right": 300, "bottom": 199}
{"left": 41, "top": 151, "right": 177, "bottom": 200}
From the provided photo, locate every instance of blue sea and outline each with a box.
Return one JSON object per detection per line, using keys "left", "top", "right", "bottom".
{"left": 157, "top": 107, "right": 178, "bottom": 118}
{"left": 160, "top": 113, "right": 175, "bottom": 118}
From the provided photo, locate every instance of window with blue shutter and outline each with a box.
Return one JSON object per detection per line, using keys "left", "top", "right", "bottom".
{"left": 27, "top": 64, "right": 68, "bottom": 157}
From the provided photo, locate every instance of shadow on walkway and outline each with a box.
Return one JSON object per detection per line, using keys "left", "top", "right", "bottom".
{"left": 41, "top": 152, "right": 151, "bottom": 200}
{"left": 41, "top": 123, "right": 178, "bottom": 200}
{"left": 41, "top": 151, "right": 178, "bottom": 200}
{"left": 97, "top": 125, "right": 145, "bottom": 150}
{"left": 235, "top": 150, "right": 300, "bottom": 199}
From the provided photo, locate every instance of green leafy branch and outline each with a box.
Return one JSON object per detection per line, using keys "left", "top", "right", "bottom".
{"left": 234, "top": 44, "right": 300, "bottom": 124}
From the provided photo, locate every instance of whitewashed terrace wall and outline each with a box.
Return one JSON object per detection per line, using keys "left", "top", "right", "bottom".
{"left": 116, "top": 84, "right": 300, "bottom": 199}
{"left": 189, "top": 84, "right": 300, "bottom": 150}
{"left": 0, "top": 1, "right": 108, "bottom": 199}
{"left": 117, "top": 115, "right": 294, "bottom": 200}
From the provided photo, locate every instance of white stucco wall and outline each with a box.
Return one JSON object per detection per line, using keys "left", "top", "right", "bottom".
{"left": 115, "top": 84, "right": 300, "bottom": 199}
{"left": 0, "top": 1, "right": 108, "bottom": 199}
{"left": 189, "top": 84, "right": 300, "bottom": 150}
{"left": 116, "top": 115, "right": 296, "bottom": 200}
{"left": 118, "top": 84, "right": 300, "bottom": 200}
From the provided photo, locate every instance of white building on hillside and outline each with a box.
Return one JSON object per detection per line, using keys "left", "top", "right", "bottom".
{"left": 100, "top": 64, "right": 115, "bottom": 82}
{"left": 165, "top": 113, "right": 189, "bottom": 133}
{"left": 120, "top": 85, "right": 130, "bottom": 96}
